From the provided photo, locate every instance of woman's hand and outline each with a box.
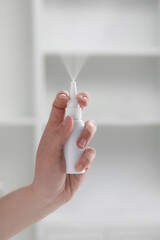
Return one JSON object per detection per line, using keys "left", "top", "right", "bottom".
{"left": 32, "top": 90, "right": 97, "bottom": 208}
{"left": 0, "top": 90, "right": 97, "bottom": 240}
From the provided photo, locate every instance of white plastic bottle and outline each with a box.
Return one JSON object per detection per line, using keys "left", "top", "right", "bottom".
{"left": 63, "top": 80, "right": 85, "bottom": 174}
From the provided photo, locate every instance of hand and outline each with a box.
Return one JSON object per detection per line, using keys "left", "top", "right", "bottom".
{"left": 32, "top": 90, "right": 97, "bottom": 209}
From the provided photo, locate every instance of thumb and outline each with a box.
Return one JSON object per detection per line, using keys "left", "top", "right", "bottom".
{"left": 48, "top": 91, "right": 70, "bottom": 129}
{"left": 53, "top": 116, "right": 74, "bottom": 151}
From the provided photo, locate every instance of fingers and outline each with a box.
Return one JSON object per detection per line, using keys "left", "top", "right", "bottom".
{"left": 77, "top": 120, "right": 97, "bottom": 149}
{"left": 47, "top": 91, "right": 89, "bottom": 129}
{"left": 77, "top": 92, "right": 90, "bottom": 110}
{"left": 74, "top": 147, "right": 96, "bottom": 172}
{"left": 75, "top": 119, "right": 97, "bottom": 173}
{"left": 48, "top": 90, "right": 70, "bottom": 129}
{"left": 53, "top": 116, "right": 74, "bottom": 149}
{"left": 53, "top": 90, "right": 69, "bottom": 110}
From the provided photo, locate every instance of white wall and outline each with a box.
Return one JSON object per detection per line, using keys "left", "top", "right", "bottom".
{"left": 0, "top": 1, "right": 35, "bottom": 240}
{"left": 0, "top": 0, "right": 33, "bottom": 118}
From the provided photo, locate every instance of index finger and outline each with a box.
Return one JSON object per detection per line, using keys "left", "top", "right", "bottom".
{"left": 77, "top": 92, "right": 90, "bottom": 110}
{"left": 48, "top": 90, "right": 70, "bottom": 129}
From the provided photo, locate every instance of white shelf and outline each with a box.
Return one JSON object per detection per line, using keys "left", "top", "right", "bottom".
{"left": 0, "top": 126, "right": 34, "bottom": 194}
{"left": 37, "top": 218, "right": 160, "bottom": 240}
{"left": 41, "top": 0, "right": 160, "bottom": 54}
{"left": 97, "top": 120, "right": 160, "bottom": 127}
{"left": 44, "top": 55, "right": 160, "bottom": 126}
{"left": 43, "top": 48, "right": 160, "bottom": 57}
{"left": 0, "top": 117, "right": 36, "bottom": 127}
{"left": 42, "top": 117, "right": 160, "bottom": 128}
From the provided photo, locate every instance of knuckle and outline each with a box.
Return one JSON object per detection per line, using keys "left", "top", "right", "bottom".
{"left": 90, "top": 120, "right": 97, "bottom": 131}
{"left": 85, "top": 156, "right": 92, "bottom": 166}
{"left": 88, "top": 147, "right": 96, "bottom": 158}
{"left": 86, "top": 120, "right": 97, "bottom": 135}
{"left": 86, "top": 125, "right": 92, "bottom": 135}
{"left": 84, "top": 148, "right": 96, "bottom": 164}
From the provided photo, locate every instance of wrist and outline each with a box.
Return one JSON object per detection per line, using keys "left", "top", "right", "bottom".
{"left": 30, "top": 182, "right": 65, "bottom": 212}
{"left": 30, "top": 182, "right": 52, "bottom": 207}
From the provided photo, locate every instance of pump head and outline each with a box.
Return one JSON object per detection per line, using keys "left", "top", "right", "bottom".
{"left": 65, "top": 80, "right": 82, "bottom": 120}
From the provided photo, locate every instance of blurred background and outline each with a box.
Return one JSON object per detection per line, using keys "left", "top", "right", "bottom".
{"left": 0, "top": 0, "right": 160, "bottom": 239}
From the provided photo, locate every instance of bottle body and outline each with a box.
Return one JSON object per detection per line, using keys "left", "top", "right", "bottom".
{"left": 63, "top": 120, "right": 85, "bottom": 174}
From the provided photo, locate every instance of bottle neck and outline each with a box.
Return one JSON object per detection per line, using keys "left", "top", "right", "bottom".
{"left": 65, "top": 106, "right": 82, "bottom": 120}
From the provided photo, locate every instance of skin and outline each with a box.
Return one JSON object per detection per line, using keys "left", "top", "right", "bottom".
{"left": 0, "top": 90, "right": 97, "bottom": 240}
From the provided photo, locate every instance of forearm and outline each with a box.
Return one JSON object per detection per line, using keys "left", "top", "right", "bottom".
{"left": 0, "top": 184, "right": 58, "bottom": 240}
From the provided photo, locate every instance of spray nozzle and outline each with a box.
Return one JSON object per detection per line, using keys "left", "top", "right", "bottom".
{"left": 70, "top": 80, "right": 77, "bottom": 100}
{"left": 65, "top": 79, "right": 82, "bottom": 119}
{"left": 67, "top": 80, "right": 79, "bottom": 108}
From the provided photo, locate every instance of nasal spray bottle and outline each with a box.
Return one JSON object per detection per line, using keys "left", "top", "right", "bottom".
{"left": 63, "top": 79, "right": 85, "bottom": 174}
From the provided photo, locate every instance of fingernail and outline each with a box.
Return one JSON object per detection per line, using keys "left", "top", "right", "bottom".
{"left": 82, "top": 96, "right": 88, "bottom": 102}
{"left": 63, "top": 116, "right": 70, "bottom": 127}
{"left": 79, "top": 138, "right": 86, "bottom": 148}
{"left": 59, "top": 93, "right": 68, "bottom": 99}
{"left": 75, "top": 163, "right": 84, "bottom": 172}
